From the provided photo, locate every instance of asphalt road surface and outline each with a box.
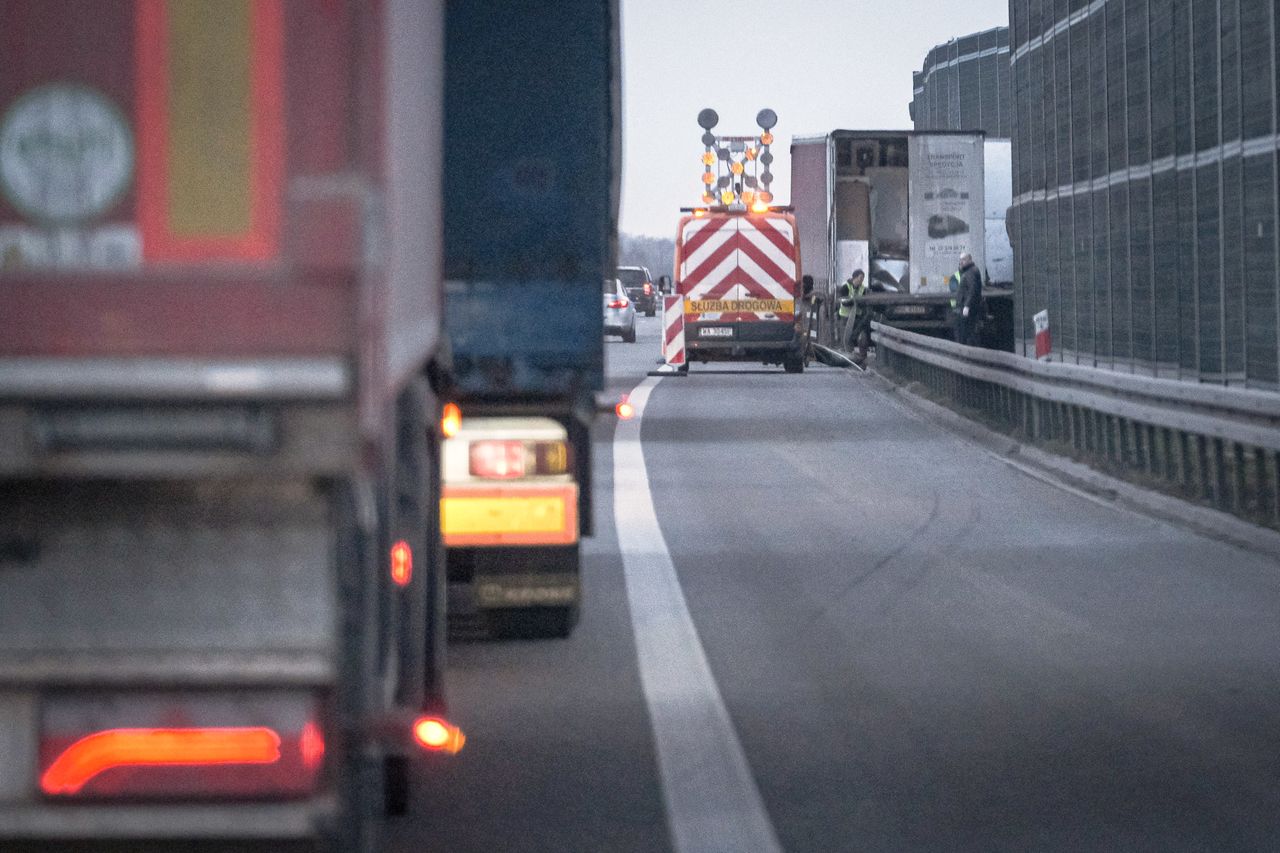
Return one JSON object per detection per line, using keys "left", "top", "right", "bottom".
{"left": 391, "top": 314, "right": 1280, "bottom": 852}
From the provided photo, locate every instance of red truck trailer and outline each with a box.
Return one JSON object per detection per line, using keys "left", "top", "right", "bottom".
{"left": 0, "top": 2, "right": 456, "bottom": 849}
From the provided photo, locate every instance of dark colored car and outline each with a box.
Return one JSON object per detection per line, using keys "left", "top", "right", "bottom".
{"left": 616, "top": 265, "right": 657, "bottom": 317}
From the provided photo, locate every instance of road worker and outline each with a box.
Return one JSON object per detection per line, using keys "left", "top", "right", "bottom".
{"left": 839, "top": 269, "right": 872, "bottom": 365}
{"left": 954, "top": 251, "right": 983, "bottom": 346}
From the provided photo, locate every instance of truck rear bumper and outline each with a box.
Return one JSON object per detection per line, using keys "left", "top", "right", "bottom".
{"left": 0, "top": 798, "right": 331, "bottom": 840}
{"left": 684, "top": 321, "right": 801, "bottom": 361}
{"left": 441, "top": 483, "right": 579, "bottom": 547}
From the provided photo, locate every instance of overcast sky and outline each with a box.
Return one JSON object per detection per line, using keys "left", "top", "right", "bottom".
{"left": 619, "top": 0, "right": 1009, "bottom": 238}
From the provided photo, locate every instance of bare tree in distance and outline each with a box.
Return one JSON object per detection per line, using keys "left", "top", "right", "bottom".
{"left": 618, "top": 233, "right": 675, "bottom": 281}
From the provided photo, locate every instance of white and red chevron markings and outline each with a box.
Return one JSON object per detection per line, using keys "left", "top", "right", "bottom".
{"left": 662, "top": 295, "right": 686, "bottom": 366}
{"left": 677, "top": 214, "right": 799, "bottom": 322}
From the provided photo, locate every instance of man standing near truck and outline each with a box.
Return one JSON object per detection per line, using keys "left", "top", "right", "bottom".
{"left": 954, "top": 251, "right": 983, "bottom": 346}
{"left": 838, "top": 269, "right": 867, "bottom": 350}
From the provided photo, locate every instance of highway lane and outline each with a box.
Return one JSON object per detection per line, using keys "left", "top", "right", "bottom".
{"left": 395, "top": 315, "right": 1280, "bottom": 852}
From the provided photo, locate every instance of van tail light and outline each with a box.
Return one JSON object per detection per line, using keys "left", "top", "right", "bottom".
{"left": 608, "top": 298, "right": 629, "bottom": 309}
{"left": 39, "top": 692, "right": 323, "bottom": 799}
{"left": 469, "top": 440, "right": 570, "bottom": 479}
{"left": 412, "top": 716, "right": 465, "bottom": 754}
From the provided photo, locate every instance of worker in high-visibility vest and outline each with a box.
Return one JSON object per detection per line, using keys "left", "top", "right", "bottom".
{"left": 839, "top": 269, "right": 870, "bottom": 362}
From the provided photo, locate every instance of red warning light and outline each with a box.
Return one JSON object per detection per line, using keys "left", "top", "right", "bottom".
{"left": 616, "top": 399, "right": 636, "bottom": 420}
{"left": 390, "top": 540, "right": 413, "bottom": 587}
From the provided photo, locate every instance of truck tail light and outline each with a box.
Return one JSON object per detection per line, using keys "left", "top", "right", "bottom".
{"left": 39, "top": 692, "right": 323, "bottom": 800}
{"left": 469, "top": 440, "right": 570, "bottom": 479}
{"left": 41, "top": 727, "right": 282, "bottom": 796}
{"left": 411, "top": 716, "right": 465, "bottom": 754}
{"left": 608, "top": 298, "right": 629, "bottom": 309}
{"left": 390, "top": 540, "right": 413, "bottom": 586}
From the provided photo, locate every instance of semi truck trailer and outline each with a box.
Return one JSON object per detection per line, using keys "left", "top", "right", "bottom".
{"left": 0, "top": 0, "right": 619, "bottom": 847}
{"left": 790, "top": 130, "right": 1014, "bottom": 352}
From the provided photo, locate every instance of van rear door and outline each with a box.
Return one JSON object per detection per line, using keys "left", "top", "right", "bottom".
{"left": 679, "top": 214, "right": 798, "bottom": 324}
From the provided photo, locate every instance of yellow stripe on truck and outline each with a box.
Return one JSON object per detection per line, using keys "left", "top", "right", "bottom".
{"left": 168, "top": 0, "right": 253, "bottom": 237}
{"left": 441, "top": 484, "right": 579, "bottom": 547}
{"left": 686, "top": 299, "right": 794, "bottom": 314}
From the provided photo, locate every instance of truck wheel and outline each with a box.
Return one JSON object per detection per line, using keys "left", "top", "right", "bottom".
{"left": 783, "top": 353, "right": 805, "bottom": 373}
{"left": 488, "top": 604, "right": 580, "bottom": 639}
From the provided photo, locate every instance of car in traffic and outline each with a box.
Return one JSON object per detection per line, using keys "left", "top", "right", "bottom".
{"left": 616, "top": 265, "right": 657, "bottom": 316}
{"left": 603, "top": 278, "right": 637, "bottom": 342}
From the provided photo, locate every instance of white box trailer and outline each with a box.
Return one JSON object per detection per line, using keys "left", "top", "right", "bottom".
{"left": 790, "top": 130, "right": 1014, "bottom": 349}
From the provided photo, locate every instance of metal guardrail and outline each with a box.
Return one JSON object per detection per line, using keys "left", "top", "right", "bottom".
{"left": 872, "top": 322, "right": 1280, "bottom": 530}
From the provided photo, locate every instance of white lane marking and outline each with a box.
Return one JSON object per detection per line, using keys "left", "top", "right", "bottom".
{"left": 614, "top": 377, "right": 783, "bottom": 853}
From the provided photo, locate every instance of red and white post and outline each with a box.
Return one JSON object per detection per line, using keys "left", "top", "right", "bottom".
{"left": 1033, "top": 309, "right": 1051, "bottom": 360}
{"left": 662, "top": 295, "right": 686, "bottom": 367}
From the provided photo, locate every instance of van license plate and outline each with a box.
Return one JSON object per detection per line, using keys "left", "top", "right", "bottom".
{"left": 699, "top": 327, "right": 733, "bottom": 338}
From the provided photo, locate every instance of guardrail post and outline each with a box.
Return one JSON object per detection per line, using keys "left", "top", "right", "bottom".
{"left": 1231, "top": 442, "right": 1247, "bottom": 515}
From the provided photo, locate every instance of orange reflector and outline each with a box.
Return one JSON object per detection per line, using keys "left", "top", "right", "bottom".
{"left": 730, "top": 161, "right": 744, "bottom": 176}
{"left": 390, "top": 539, "right": 413, "bottom": 587}
{"left": 701, "top": 151, "right": 716, "bottom": 166}
{"left": 701, "top": 171, "right": 715, "bottom": 185}
{"left": 441, "top": 403, "right": 462, "bottom": 438}
{"left": 719, "top": 190, "right": 735, "bottom": 205}
{"left": 41, "top": 727, "right": 281, "bottom": 796}
{"left": 760, "top": 131, "right": 774, "bottom": 145}
{"left": 616, "top": 400, "right": 635, "bottom": 420}
{"left": 412, "top": 716, "right": 465, "bottom": 754}
{"left": 299, "top": 720, "right": 325, "bottom": 770}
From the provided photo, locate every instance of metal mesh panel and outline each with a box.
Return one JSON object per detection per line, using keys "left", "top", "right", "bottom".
{"left": 1196, "top": 165, "right": 1223, "bottom": 378}
{"left": 1243, "top": 155, "right": 1278, "bottom": 384}
{"left": 1222, "top": 156, "right": 1246, "bottom": 379}
{"left": 1192, "top": 3, "right": 1220, "bottom": 152}
{"left": 1177, "top": 169, "right": 1198, "bottom": 374}
{"left": 1129, "top": 178, "right": 1154, "bottom": 368}
{"left": 1152, "top": 170, "right": 1180, "bottom": 369}
{"left": 1008, "top": 0, "right": 1278, "bottom": 387}
{"left": 1110, "top": 184, "right": 1132, "bottom": 364}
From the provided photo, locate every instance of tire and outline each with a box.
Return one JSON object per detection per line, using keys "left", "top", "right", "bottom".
{"left": 623, "top": 325, "right": 636, "bottom": 343}
{"left": 327, "top": 480, "right": 389, "bottom": 853}
{"left": 645, "top": 308, "right": 656, "bottom": 317}
{"left": 783, "top": 352, "right": 805, "bottom": 373}
{"left": 488, "top": 604, "right": 580, "bottom": 640}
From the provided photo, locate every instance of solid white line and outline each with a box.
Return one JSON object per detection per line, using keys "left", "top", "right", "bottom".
{"left": 614, "top": 377, "right": 783, "bottom": 853}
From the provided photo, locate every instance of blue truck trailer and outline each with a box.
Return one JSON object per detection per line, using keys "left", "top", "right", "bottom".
{"left": 438, "top": 0, "right": 619, "bottom": 639}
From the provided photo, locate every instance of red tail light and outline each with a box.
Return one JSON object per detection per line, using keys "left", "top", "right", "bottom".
{"left": 390, "top": 539, "right": 413, "bottom": 586}
{"left": 469, "top": 440, "right": 570, "bottom": 479}
{"left": 42, "top": 728, "right": 281, "bottom": 796}
{"left": 470, "top": 440, "right": 526, "bottom": 479}
{"left": 39, "top": 692, "right": 323, "bottom": 799}
{"left": 608, "top": 298, "right": 629, "bottom": 309}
